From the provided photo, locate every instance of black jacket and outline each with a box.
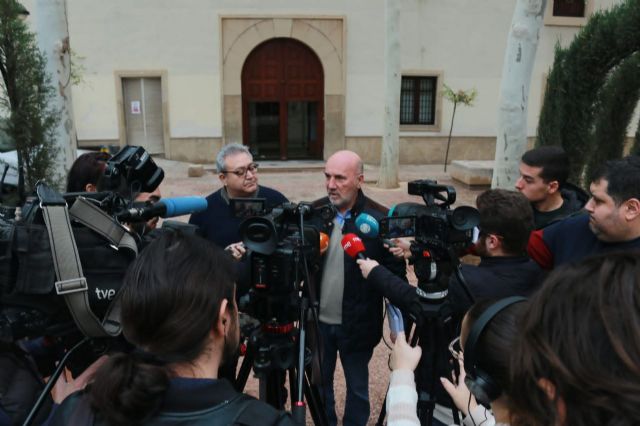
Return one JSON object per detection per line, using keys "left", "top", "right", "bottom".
{"left": 533, "top": 183, "right": 588, "bottom": 229}
{"left": 310, "top": 191, "right": 407, "bottom": 352}
{"left": 447, "top": 256, "right": 544, "bottom": 316}
{"left": 48, "top": 378, "right": 294, "bottom": 426}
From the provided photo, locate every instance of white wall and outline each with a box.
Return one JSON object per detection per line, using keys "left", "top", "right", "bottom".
{"left": 22, "top": 0, "right": 634, "bottom": 144}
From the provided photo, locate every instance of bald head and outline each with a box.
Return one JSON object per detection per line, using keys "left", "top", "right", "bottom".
{"left": 327, "top": 150, "right": 364, "bottom": 175}
{"left": 325, "top": 150, "right": 364, "bottom": 212}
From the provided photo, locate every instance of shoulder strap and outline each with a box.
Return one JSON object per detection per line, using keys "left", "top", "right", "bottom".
{"left": 37, "top": 183, "right": 121, "bottom": 338}
{"left": 69, "top": 197, "right": 138, "bottom": 257}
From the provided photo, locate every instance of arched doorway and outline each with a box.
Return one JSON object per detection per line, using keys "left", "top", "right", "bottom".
{"left": 242, "top": 38, "right": 324, "bottom": 160}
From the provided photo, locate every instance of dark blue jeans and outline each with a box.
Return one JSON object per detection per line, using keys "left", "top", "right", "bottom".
{"left": 319, "top": 322, "right": 373, "bottom": 426}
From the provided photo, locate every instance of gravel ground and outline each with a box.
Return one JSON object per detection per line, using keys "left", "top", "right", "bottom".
{"left": 155, "top": 157, "right": 486, "bottom": 425}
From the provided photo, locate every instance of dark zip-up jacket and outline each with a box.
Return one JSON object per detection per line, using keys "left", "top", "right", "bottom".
{"left": 310, "top": 191, "right": 407, "bottom": 352}
{"left": 47, "top": 378, "right": 294, "bottom": 425}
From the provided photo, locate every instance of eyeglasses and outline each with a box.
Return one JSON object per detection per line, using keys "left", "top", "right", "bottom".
{"left": 448, "top": 336, "right": 463, "bottom": 361}
{"left": 222, "top": 162, "right": 259, "bottom": 177}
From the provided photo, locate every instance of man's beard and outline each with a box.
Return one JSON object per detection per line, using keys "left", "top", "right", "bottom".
{"left": 221, "top": 316, "right": 240, "bottom": 365}
{"left": 474, "top": 236, "right": 489, "bottom": 257}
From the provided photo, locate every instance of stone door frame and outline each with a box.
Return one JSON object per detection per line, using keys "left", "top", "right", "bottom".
{"left": 220, "top": 16, "right": 346, "bottom": 159}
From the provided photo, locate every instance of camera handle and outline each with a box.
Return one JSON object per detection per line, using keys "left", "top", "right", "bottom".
{"left": 22, "top": 337, "right": 90, "bottom": 426}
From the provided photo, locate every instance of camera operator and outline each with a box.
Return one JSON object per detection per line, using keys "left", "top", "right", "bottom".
{"left": 358, "top": 189, "right": 542, "bottom": 317}
{"left": 515, "top": 146, "right": 587, "bottom": 229}
{"left": 528, "top": 155, "right": 640, "bottom": 269}
{"left": 48, "top": 231, "right": 294, "bottom": 425}
{"left": 310, "top": 150, "right": 407, "bottom": 426}
{"left": 66, "top": 151, "right": 112, "bottom": 192}
{"left": 67, "top": 150, "right": 163, "bottom": 235}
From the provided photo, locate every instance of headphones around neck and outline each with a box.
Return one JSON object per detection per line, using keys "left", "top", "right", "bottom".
{"left": 463, "top": 296, "right": 527, "bottom": 407}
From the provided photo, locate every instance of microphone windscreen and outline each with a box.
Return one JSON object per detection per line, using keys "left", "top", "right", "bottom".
{"left": 320, "top": 232, "right": 330, "bottom": 254}
{"left": 160, "top": 197, "right": 208, "bottom": 217}
{"left": 341, "top": 233, "right": 366, "bottom": 259}
{"left": 355, "top": 213, "right": 379, "bottom": 238}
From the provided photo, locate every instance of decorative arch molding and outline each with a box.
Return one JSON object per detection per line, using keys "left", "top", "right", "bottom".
{"left": 220, "top": 16, "right": 346, "bottom": 158}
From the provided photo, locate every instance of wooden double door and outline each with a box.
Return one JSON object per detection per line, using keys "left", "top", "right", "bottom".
{"left": 242, "top": 38, "right": 324, "bottom": 160}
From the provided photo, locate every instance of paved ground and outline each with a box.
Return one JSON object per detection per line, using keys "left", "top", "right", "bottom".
{"left": 155, "top": 157, "right": 487, "bottom": 425}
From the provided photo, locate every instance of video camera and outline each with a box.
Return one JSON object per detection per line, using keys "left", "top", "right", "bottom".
{"left": 380, "top": 179, "right": 479, "bottom": 297}
{"left": 234, "top": 201, "right": 331, "bottom": 424}
{"left": 239, "top": 202, "right": 332, "bottom": 325}
{"left": 0, "top": 146, "right": 204, "bottom": 343}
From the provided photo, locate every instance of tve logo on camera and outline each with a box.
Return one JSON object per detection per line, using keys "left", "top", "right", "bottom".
{"left": 95, "top": 288, "right": 116, "bottom": 300}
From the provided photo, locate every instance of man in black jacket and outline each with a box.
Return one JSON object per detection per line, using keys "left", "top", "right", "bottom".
{"left": 311, "top": 150, "right": 406, "bottom": 426}
{"left": 515, "top": 146, "right": 587, "bottom": 229}
{"left": 358, "top": 189, "right": 542, "bottom": 315}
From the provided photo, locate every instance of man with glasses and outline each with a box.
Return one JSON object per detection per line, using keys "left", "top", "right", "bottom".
{"left": 189, "top": 143, "right": 288, "bottom": 252}
{"left": 447, "top": 189, "right": 542, "bottom": 316}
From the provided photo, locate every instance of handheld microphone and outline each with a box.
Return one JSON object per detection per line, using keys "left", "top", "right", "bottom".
{"left": 341, "top": 233, "right": 367, "bottom": 260}
{"left": 355, "top": 213, "right": 379, "bottom": 238}
{"left": 117, "top": 196, "right": 208, "bottom": 221}
{"left": 320, "top": 232, "right": 330, "bottom": 254}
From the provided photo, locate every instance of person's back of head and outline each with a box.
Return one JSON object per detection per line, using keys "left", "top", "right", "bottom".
{"left": 89, "top": 230, "right": 236, "bottom": 425}
{"left": 66, "top": 151, "right": 111, "bottom": 192}
{"left": 476, "top": 189, "right": 534, "bottom": 256}
{"left": 462, "top": 297, "right": 526, "bottom": 408}
{"left": 509, "top": 252, "right": 640, "bottom": 426}
{"left": 521, "top": 146, "right": 570, "bottom": 189}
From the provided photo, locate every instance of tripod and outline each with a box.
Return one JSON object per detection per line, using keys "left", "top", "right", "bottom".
{"left": 376, "top": 244, "right": 473, "bottom": 426}
{"left": 235, "top": 296, "right": 328, "bottom": 426}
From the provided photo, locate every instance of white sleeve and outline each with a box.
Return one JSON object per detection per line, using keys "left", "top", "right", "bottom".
{"left": 461, "top": 405, "right": 496, "bottom": 426}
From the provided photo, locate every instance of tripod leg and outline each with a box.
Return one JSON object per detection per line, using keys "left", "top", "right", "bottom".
{"left": 303, "top": 367, "right": 329, "bottom": 426}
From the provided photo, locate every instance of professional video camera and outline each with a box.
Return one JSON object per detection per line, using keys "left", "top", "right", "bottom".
{"left": 0, "top": 146, "right": 164, "bottom": 342}
{"left": 234, "top": 201, "right": 332, "bottom": 425}
{"left": 380, "top": 179, "right": 479, "bottom": 297}
{"left": 0, "top": 146, "right": 207, "bottom": 425}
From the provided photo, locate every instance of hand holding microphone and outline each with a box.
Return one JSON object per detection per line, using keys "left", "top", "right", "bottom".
{"left": 341, "top": 232, "right": 379, "bottom": 278}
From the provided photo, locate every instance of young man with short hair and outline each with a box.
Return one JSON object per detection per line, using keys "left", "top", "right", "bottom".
{"left": 516, "top": 146, "right": 587, "bottom": 229}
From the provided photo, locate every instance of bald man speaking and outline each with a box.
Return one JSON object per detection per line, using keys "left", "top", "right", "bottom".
{"left": 309, "top": 150, "right": 407, "bottom": 426}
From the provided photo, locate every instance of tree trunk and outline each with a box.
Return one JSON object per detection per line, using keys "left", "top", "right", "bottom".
{"left": 34, "top": 0, "right": 77, "bottom": 182}
{"left": 492, "top": 0, "right": 547, "bottom": 189}
{"left": 378, "top": 0, "right": 401, "bottom": 189}
{"left": 444, "top": 102, "right": 457, "bottom": 172}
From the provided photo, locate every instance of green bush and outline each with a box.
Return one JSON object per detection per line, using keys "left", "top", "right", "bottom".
{"left": 537, "top": 0, "right": 640, "bottom": 184}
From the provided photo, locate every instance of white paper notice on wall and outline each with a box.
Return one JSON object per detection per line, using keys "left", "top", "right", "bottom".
{"left": 131, "top": 101, "right": 141, "bottom": 114}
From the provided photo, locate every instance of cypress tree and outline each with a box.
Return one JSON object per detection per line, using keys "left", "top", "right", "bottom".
{"left": 537, "top": 0, "right": 640, "bottom": 184}
{"left": 587, "top": 52, "right": 640, "bottom": 179}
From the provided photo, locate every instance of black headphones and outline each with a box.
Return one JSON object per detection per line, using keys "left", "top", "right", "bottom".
{"left": 463, "top": 296, "right": 527, "bottom": 407}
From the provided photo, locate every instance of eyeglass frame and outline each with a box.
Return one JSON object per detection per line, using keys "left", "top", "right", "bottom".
{"left": 220, "top": 162, "right": 259, "bottom": 178}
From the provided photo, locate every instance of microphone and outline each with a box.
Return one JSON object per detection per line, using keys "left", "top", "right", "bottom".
{"left": 320, "top": 232, "right": 330, "bottom": 254}
{"left": 341, "top": 233, "right": 366, "bottom": 260}
{"left": 355, "top": 213, "right": 379, "bottom": 238}
{"left": 117, "top": 196, "right": 208, "bottom": 221}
